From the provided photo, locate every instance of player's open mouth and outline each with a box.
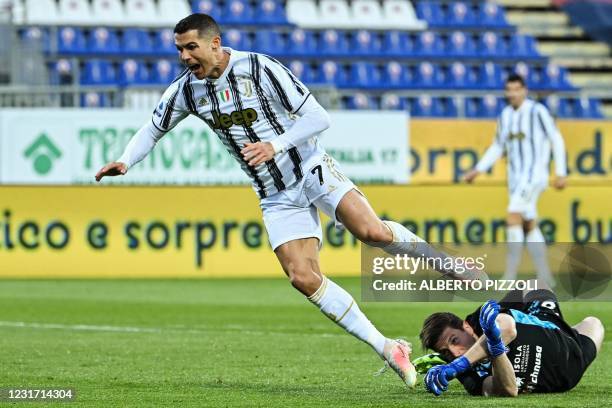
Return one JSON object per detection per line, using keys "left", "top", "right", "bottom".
{"left": 188, "top": 64, "right": 201, "bottom": 73}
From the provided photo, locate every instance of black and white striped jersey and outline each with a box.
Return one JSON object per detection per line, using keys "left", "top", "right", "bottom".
{"left": 476, "top": 99, "right": 567, "bottom": 192}
{"left": 151, "top": 48, "right": 317, "bottom": 198}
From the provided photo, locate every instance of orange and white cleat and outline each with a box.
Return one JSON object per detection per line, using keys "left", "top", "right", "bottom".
{"left": 376, "top": 339, "right": 418, "bottom": 389}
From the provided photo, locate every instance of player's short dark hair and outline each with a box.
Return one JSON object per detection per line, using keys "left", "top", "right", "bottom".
{"left": 174, "top": 13, "right": 221, "bottom": 39}
{"left": 506, "top": 73, "right": 526, "bottom": 87}
{"left": 420, "top": 312, "right": 464, "bottom": 354}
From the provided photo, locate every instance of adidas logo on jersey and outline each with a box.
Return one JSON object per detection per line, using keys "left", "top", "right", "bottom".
{"left": 211, "top": 108, "right": 258, "bottom": 129}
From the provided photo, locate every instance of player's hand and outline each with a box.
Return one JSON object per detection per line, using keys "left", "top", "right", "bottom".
{"left": 553, "top": 176, "right": 567, "bottom": 190}
{"left": 95, "top": 162, "right": 127, "bottom": 182}
{"left": 479, "top": 300, "right": 507, "bottom": 357}
{"left": 424, "top": 356, "right": 470, "bottom": 396}
{"left": 463, "top": 169, "right": 480, "bottom": 183}
{"left": 241, "top": 142, "right": 275, "bottom": 167}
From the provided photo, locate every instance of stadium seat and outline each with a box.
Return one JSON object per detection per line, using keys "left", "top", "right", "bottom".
{"left": 252, "top": 30, "right": 285, "bottom": 55}
{"left": 24, "top": 0, "right": 59, "bottom": 24}
{"left": 466, "top": 95, "right": 503, "bottom": 118}
{"left": 287, "top": 29, "right": 317, "bottom": 56}
{"left": 441, "top": 97, "right": 459, "bottom": 117}
{"left": 414, "top": 61, "right": 442, "bottom": 88}
{"left": 150, "top": 60, "right": 181, "bottom": 84}
{"left": 477, "top": 61, "right": 503, "bottom": 89}
{"left": 351, "top": 0, "right": 385, "bottom": 29}
{"left": 382, "top": 31, "right": 413, "bottom": 57}
{"left": 50, "top": 58, "right": 74, "bottom": 85}
{"left": 446, "top": 31, "right": 476, "bottom": 57}
{"left": 315, "top": 60, "right": 347, "bottom": 86}
{"left": 512, "top": 61, "right": 538, "bottom": 88}
{"left": 318, "top": 0, "right": 352, "bottom": 29}
{"left": 411, "top": 95, "right": 445, "bottom": 117}
{"left": 81, "top": 91, "right": 111, "bottom": 108}
{"left": 382, "top": 0, "right": 427, "bottom": 30}
{"left": 255, "top": 0, "right": 288, "bottom": 25}
{"left": 118, "top": 59, "right": 150, "bottom": 85}
{"left": 510, "top": 34, "right": 539, "bottom": 58}
{"left": 539, "top": 63, "right": 574, "bottom": 90}
{"left": 57, "top": 27, "right": 86, "bottom": 54}
{"left": 154, "top": 28, "right": 178, "bottom": 55}
{"left": 192, "top": 0, "right": 222, "bottom": 21}
{"left": 122, "top": 29, "right": 154, "bottom": 55}
{"left": 286, "top": 0, "right": 320, "bottom": 28}
{"left": 416, "top": 1, "right": 444, "bottom": 27}
{"left": 544, "top": 96, "right": 573, "bottom": 118}
{"left": 221, "top": 0, "right": 254, "bottom": 24}
{"left": 124, "top": 0, "right": 158, "bottom": 26}
{"left": 446, "top": 2, "right": 476, "bottom": 27}
{"left": 320, "top": 29, "right": 349, "bottom": 55}
{"left": 478, "top": 2, "right": 508, "bottom": 28}
{"left": 58, "top": 0, "right": 94, "bottom": 25}
{"left": 345, "top": 92, "right": 378, "bottom": 110}
{"left": 223, "top": 29, "right": 251, "bottom": 51}
{"left": 288, "top": 60, "right": 316, "bottom": 83}
{"left": 348, "top": 62, "right": 380, "bottom": 88}
{"left": 87, "top": 28, "right": 121, "bottom": 55}
{"left": 81, "top": 60, "right": 117, "bottom": 85}
{"left": 381, "top": 93, "right": 408, "bottom": 110}
{"left": 415, "top": 31, "right": 444, "bottom": 57}
{"left": 91, "top": 0, "right": 126, "bottom": 25}
{"left": 157, "top": 0, "right": 193, "bottom": 25}
{"left": 478, "top": 31, "right": 506, "bottom": 57}
{"left": 20, "top": 27, "right": 50, "bottom": 53}
{"left": 349, "top": 30, "right": 381, "bottom": 56}
{"left": 445, "top": 62, "right": 476, "bottom": 89}
{"left": 381, "top": 61, "right": 410, "bottom": 89}
{"left": 574, "top": 97, "right": 604, "bottom": 119}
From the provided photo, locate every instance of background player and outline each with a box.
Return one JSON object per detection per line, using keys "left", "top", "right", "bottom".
{"left": 464, "top": 74, "right": 567, "bottom": 286}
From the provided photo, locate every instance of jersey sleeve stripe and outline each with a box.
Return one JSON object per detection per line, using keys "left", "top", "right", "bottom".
{"left": 151, "top": 118, "right": 165, "bottom": 133}
{"left": 250, "top": 54, "right": 284, "bottom": 135}
{"left": 528, "top": 103, "right": 537, "bottom": 183}
{"left": 262, "top": 55, "right": 306, "bottom": 96}
{"left": 171, "top": 67, "right": 190, "bottom": 84}
{"left": 263, "top": 65, "right": 293, "bottom": 112}
{"left": 292, "top": 93, "right": 312, "bottom": 114}
{"left": 182, "top": 74, "right": 198, "bottom": 113}
{"left": 161, "top": 88, "right": 180, "bottom": 129}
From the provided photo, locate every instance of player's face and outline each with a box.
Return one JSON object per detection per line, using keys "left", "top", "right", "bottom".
{"left": 436, "top": 324, "right": 478, "bottom": 359}
{"left": 505, "top": 81, "right": 527, "bottom": 109}
{"left": 175, "top": 29, "right": 222, "bottom": 80}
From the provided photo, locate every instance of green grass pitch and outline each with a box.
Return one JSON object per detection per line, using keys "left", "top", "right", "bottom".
{"left": 0, "top": 278, "right": 610, "bottom": 407}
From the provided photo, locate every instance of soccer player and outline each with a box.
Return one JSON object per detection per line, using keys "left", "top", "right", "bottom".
{"left": 419, "top": 289, "right": 603, "bottom": 396}
{"left": 94, "top": 13, "right": 478, "bottom": 388}
{"left": 464, "top": 74, "right": 567, "bottom": 286}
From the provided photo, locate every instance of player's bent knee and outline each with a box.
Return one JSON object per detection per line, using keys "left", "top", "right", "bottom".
{"left": 354, "top": 222, "right": 389, "bottom": 245}
{"left": 285, "top": 260, "right": 322, "bottom": 295}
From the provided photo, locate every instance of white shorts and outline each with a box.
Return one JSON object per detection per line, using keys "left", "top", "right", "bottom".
{"left": 507, "top": 182, "right": 547, "bottom": 220}
{"left": 260, "top": 153, "right": 357, "bottom": 250}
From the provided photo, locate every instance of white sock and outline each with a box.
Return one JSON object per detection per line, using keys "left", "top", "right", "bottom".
{"left": 526, "top": 228, "right": 554, "bottom": 286}
{"left": 504, "top": 225, "right": 524, "bottom": 280}
{"left": 308, "top": 276, "right": 387, "bottom": 356}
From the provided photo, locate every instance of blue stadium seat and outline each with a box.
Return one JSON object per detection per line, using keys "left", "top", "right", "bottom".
{"left": 315, "top": 60, "right": 348, "bottom": 87}
{"left": 192, "top": 0, "right": 222, "bottom": 21}
{"left": 288, "top": 60, "right": 316, "bottom": 83}
{"left": 155, "top": 29, "right": 178, "bottom": 55}
{"left": 466, "top": 95, "right": 503, "bottom": 118}
{"left": 478, "top": 31, "right": 506, "bottom": 57}
{"left": 441, "top": 97, "right": 459, "bottom": 117}
{"left": 446, "top": 2, "right": 476, "bottom": 27}
{"left": 445, "top": 62, "right": 476, "bottom": 89}
{"left": 543, "top": 96, "right": 574, "bottom": 118}
{"left": 50, "top": 59, "right": 74, "bottom": 85}
{"left": 382, "top": 31, "right": 413, "bottom": 57}
{"left": 21, "top": 27, "right": 50, "bottom": 53}
{"left": 416, "top": 1, "right": 444, "bottom": 27}
{"left": 320, "top": 30, "right": 349, "bottom": 56}
{"left": 348, "top": 62, "right": 380, "bottom": 88}
{"left": 255, "top": 0, "right": 288, "bottom": 25}
{"left": 253, "top": 30, "right": 285, "bottom": 54}
{"left": 574, "top": 97, "right": 604, "bottom": 119}
{"left": 410, "top": 95, "right": 445, "bottom": 117}
{"left": 478, "top": 2, "right": 508, "bottom": 27}
{"left": 344, "top": 93, "right": 378, "bottom": 110}
{"left": 87, "top": 28, "right": 120, "bottom": 55}
{"left": 80, "top": 60, "right": 117, "bottom": 85}
{"left": 446, "top": 31, "right": 476, "bottom": 57}
{"left": 477, "top": 61, "right": 504, "bottom": 89}
{"left": 122, "top": 29, "right": 153, "bottom": 55}
{"left": 539, "top": 64, "right": 574, "bottom": 90}
{"left": 415, "top": 31, "right": 444, "bottom": 57}
{"left": 221, "top": 0, "right": 254, "bottom": 24}
{"left": 510, "top": 35, "right": 539, "bottom": 58}
{"left": 287, "top": 29, "right": 317, "bottom": 56}
{"left": 57, "top": 27, "right": 86, "bottom": 54}
{"left": 223, "top": 29, "right": 251, "bottom": 50}
{"left": 512, "top": 62, "right": 538, "bottom": 88}
{"left": 81, "top": 92, "right": 111, "bottom": 108}
{"left": 118, "top": 59, "right": 150, "bottom": 85}
{"left": 381, "top": 93, "right": 408, "bottom": 110}
{"left": 381, "top": 61, "right": 410, "bottom": 89}
{"left": 151, "top": 60, "right": 182, "bottom": 84}
{"left": 350, "top": 30, "right": 381, "bottom": 56}
{"left": 414, "top": 61, "right": 443, "bottom": 88}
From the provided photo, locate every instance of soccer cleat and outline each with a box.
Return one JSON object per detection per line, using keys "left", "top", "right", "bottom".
{"left": 377, "top": 339, "right": 418, "bottom": 389}
{"left": 412, "top": 353, "right": 446, "bottom": 374}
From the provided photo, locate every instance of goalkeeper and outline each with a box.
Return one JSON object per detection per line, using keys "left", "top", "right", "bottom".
{"left": 418, "top": 289, "right": 603, "bottom": 396}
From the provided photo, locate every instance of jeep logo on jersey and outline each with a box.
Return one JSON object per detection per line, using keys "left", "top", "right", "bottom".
{"left": 211, "top": 108, "right": 258, "bottom": 129}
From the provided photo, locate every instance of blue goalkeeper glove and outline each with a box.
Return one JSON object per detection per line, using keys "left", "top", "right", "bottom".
{"left": 424, "top": 356, "right": 470, "bottom": 396}
{"left": 479, "top": 300, "right": 508, "bottom": 358}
